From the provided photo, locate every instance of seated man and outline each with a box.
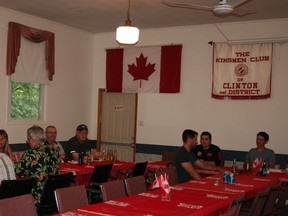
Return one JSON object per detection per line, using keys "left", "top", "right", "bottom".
{"left": 45, "top": 125, "right": 66, "bottom": 161}
{"left": 15, "top": 125, "right": 60, "bottom": 205}
{"left": 245, "top": 131, "right": 275, "bottom": 169}
{"left": 192, "top": 131, "right": 222, "bottom": 166}
{"left": 174, "top": 129, "right": 223, "bottom": 183}
{"left": 0, "top": 152, "right": 16, "bottom": 183}
{"left": 66, "top": 124, "right": 101, "bottom": 161}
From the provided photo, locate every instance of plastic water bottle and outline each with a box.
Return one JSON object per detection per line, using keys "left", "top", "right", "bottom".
{"left": 232, "top": 159, "right": 237, "bottom": 174}
{"left": 261, "top": 160, "right": 267, "bottom": 176}
{"left": 78, "top": 152, "right": 84, "bottom": 165}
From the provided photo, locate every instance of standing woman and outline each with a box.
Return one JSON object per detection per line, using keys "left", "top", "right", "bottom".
{"left": 0, "top": 129, "right": 14, "bottom": 160}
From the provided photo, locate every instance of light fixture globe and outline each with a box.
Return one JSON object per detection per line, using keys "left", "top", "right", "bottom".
{"left": 116, "top": 0, "right": 139, "bottom": 45}
{"left": 116, "top": 25, "right": 139, "bottom": 45}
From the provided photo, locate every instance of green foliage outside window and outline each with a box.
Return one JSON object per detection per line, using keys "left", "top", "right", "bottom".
{"left": 11, "top": 82, "right": 41, "bottom": 119}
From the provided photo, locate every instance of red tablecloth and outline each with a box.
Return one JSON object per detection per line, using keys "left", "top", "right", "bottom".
{"left": 183, "top": 172, "right": 283, "bottom": 200}
{"left": 55, "top": 183, "right": 240, "bottom": 216}
{"left": 60, "top": 161, "right": 134, "bottom": 187}
{"left": 55, "top": 171, "right": 288, "bottom": 216}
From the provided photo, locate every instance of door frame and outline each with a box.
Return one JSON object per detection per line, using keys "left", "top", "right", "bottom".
{"left": 96, "top": 88, "right": 138, "bottom": 162}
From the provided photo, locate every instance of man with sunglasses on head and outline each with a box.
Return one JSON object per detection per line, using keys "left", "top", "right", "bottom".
{"left": 45, "top": 125, "right": 66, "bottom": 161}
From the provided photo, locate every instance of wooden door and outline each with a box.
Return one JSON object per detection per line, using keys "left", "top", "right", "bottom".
{"left": 97, "top": 89, "right": 137, "bottom": 162}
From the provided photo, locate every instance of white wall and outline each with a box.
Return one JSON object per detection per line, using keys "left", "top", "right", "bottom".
{"left": 92, "top": 19, "right": 288, "bottom": 154}
{"left": 0, "top": 7, "right": 94, "bottom": 143}
{"left": 1, "top": 5, "right": 287, "bottom": 154}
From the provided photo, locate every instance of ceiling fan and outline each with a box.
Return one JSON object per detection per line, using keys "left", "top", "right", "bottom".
{"left": 162, "top": 0, "right": 251, "bottom": 15}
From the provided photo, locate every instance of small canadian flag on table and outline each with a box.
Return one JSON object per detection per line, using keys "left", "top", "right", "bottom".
{"left": 150, "top": 173, "right": 170, "bottom": 199}
{"left": 253, "top": 158, "right": 264, "bottom": 173}
{"left": 106, "top": 45, "right": 182, "bottom": 93}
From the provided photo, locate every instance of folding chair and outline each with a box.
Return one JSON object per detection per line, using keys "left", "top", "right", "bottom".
{"left": 86, "top": 163, "right": 113, "bottom": 203}
{"left": 124, "top": 175, "right": 147, "bottom": 196}
{"left": 220, "top": 193, "right": 245, "bottom": 216}
{"left": 100, "top": 180, "right": 127, "bottom": 202}
{"left": 161, "top": 151, "right": 177, "bottom": 162}
{"left": 37, "top": 172, "right": 74, "bottom": 215}
{"left": 0, "top": 177, "right": 36, "bottom": 199}
{"left": 55, "top": 185, "right": 88, "bottom": 213}
{"left": 155, "top": 166, "right": 179, "bottom": 186}
{"left": 273, "top": 180, "right": 288, "bottom": 215}
{"left": 239, "top": 188, "right": 270, "bottom": 216}
{"left": 0, "top": 194, "right": 37, "bottom": 216}
{"left": 262, "top": 183, "right": 282, "bottom": 216}
{"left": 127, "top": 161, "right": 148, "bottom": 178}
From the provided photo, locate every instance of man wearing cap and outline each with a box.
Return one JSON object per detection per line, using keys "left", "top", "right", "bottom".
{"left": 66, "top": 124, "right": 100, "bottom": 161}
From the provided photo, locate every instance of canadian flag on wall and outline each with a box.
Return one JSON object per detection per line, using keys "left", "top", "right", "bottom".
{"left": 106, "top": 45, "right": 182, "bottom": 93}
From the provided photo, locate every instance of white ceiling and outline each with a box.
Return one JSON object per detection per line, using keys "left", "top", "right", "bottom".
{"left": 0, "top": 0, "right": 287, "bottom": 33}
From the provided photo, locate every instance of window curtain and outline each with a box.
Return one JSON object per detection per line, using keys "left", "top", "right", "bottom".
{"left": 6, "top": 22, "right": 55, "bottom": 81}
{"left": 12, "top": 37, "right": 49, "bottom": 84}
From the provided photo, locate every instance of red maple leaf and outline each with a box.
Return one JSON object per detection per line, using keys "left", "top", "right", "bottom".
{"left": 127, "top": 53, "right": 156, "bottom": 88}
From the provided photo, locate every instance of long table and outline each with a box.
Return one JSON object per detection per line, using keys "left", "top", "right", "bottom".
{"left": 181, "top": 173, "right": 281, "bottom": 200}
{"left": 60, "top": 161, "right": 135, "bottom": 187}
{"left": 62, "top": 160, "right": 228, "bottom": 187}
{"left": 55, "top": 183, "right": 240, "bottom": 216}
{"left": 61, "top": 160, "right": 172, "bottom": 187}
{"left": 55, "top": 171, "right": 287, "bottom": 216}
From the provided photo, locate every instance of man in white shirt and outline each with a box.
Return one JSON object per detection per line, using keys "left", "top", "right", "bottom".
{"left": 0, "top": 152, "right": 16, "bottom": 183}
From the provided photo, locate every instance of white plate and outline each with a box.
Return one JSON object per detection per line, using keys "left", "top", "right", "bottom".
{"left": 268, "top": 168, "right": 285, "bottom": 173}
{"left": 68, "top": 160, "right": 78, "bottom": 164}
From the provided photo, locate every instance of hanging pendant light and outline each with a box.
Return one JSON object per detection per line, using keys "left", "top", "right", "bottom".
{"left": 116, "top": 0, "right": 139, "bottom": 45}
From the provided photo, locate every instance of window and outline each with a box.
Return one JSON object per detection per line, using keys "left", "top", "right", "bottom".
{"left": 6, "top": 23, "right": 55, "bottom": 122}
{"left": 10, "top": 81, "right": 44, "bottom": 120}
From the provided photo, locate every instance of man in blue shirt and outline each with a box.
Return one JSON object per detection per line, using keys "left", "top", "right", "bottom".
{"left": 174, "top": 129, "right": 223, "bottom": 183}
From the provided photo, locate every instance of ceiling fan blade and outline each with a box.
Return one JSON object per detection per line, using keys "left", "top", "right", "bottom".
{"left": 214, "top": 11, "right": 255, "bottom": 18}
{"left": 162, "top": 0, "right": 213, "bottom": 11}
{"left": 226, "top": 0, "right": 249, "bottom": 8}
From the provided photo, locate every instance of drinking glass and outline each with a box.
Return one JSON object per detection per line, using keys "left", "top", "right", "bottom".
{"left": 161, "top": 190, "right": 171, "bottom": 202}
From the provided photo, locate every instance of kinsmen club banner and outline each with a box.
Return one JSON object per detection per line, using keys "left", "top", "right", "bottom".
{"left": 212, "top": 42, "right": 273, "bottom": 100}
